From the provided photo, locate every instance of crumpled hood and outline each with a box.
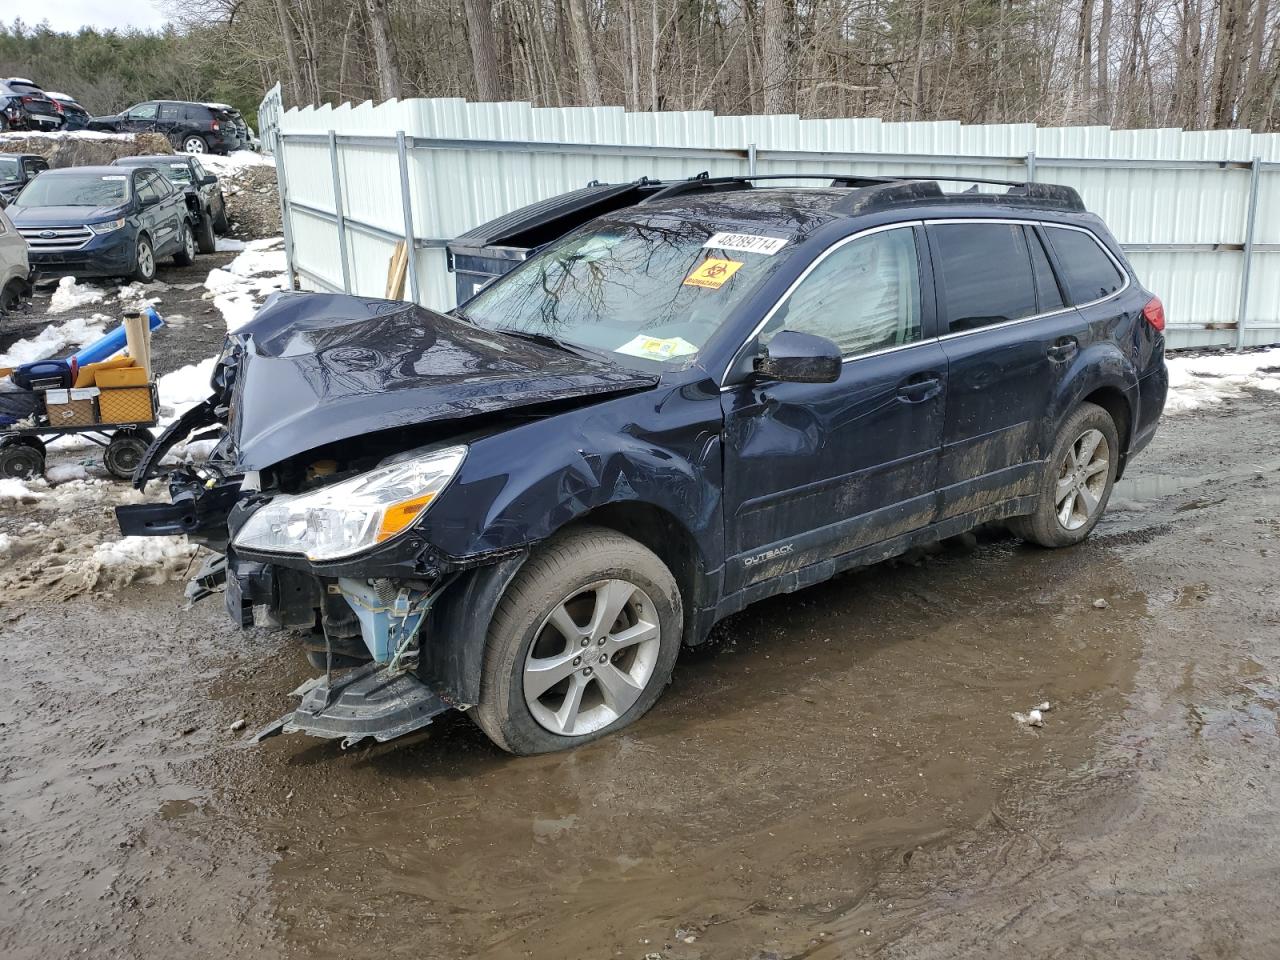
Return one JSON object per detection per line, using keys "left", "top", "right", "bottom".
{"left": 224, "top": 293, "right": 658, "bottom": 471}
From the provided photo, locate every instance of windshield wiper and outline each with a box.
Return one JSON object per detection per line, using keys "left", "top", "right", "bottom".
{"left": 493, "top": 327, "right": 616, "bottom": 365}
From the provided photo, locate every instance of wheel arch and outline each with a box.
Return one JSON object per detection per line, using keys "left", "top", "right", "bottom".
{"left": 1080, "top": 384, "right": 1133, "bottom": 478}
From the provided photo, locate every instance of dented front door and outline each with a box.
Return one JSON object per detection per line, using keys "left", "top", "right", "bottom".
{"left": 720, "top": 341, "right": 947, "bottom": 591}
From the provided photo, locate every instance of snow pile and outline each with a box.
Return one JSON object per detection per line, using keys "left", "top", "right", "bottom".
{"left": 215, "top": 237, "right": 246, "bottom": 252}
{"left": 1165, "top": 347, "right": 1280, "bottom": 413}
{"left": 47, "top": 277, "right": 106, "bottom": 314}
{"left": 0, "top": 478, "right": 46, "bottom": 504}
{"left": 202, "top": 236, "right": 288, "bottom": 331}
{"left": 116, "top": 281, "right": 163, "bottom": 312}
{"left": 157, "top": 356, "right": 217, "bottom": 417}
{"left": 86, "top": 536, "right": 200, "bottom": 590}
{"left": 199, "top": 151, "right": 274, "bottom": 177}
{"left": 0, "top": 315, "right": 108, "bottom": 368}
{"left": 0, "top": 533, "right": 10, "bottom": 555}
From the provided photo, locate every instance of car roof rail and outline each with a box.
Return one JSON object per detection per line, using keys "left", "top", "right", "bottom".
{"left": 635, "top": 171, "right": 1085, "bottom": 213}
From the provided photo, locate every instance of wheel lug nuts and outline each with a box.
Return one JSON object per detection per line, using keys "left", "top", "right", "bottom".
{"left": 583, "top": 666, "right": 593, "bottom": 676}
{"left": 597, "top": 637, "right": 606, "bottom": 645}
{"left": 573, "top": 656, "right": 581, "bottom": 666}
{"left": 580, "top": 638, "right": 590, "bottom": 647}
{"left": 598, "top": 654, "right": 607, "bottom": 663}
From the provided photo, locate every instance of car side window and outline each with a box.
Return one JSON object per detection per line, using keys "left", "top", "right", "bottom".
{"left": 1027, "top": 227, "right": 1066, "bottom": 312}
{"left": 135, "top": 175, "right": 159, "bottom": 203}
{"left": 766, "top": 228, "right": 922, "bottom": 359}
{"left": 148, "top": 172, "right": 173, "bottom": 197}
{"left": 930, "top": 222, "right": 1038, "bottom": 333}
{"left": 127, "top": 103, "right": 158, "bottom": 120}
{"left": 158, "top": 103, "right": 180, "bottom": 121}
{"left": 1046, "top": 226, "right": 1126, "bottom": 304}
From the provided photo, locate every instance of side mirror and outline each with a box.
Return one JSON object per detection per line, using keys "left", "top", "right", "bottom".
{"left": 138, "top": 194, "right": 157, "bottom": 208}
{"left": 753, "top": 330, "right": 842, "bottom": 384}
{"left": 199, "top": 174, "right": 217, "bottom": 186}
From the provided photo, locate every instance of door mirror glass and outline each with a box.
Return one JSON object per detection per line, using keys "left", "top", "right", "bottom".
{"left": 199, "top": 174, "right": 217, "bottom": 186}
{"left": 753, "top": 330, "right": 842, "bottom": 384}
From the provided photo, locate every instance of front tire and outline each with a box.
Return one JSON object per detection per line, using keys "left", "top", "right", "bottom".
{"left": 194, "top": 214, "right": 216, "bottom": 254}
{"left": 1010, "top": 401, "right": 1119, "bottom": 548}
{"left": 132, "top": 235, "right": 156, "bottom": 282}
{"left": 473, "top": 526, "right": 683, "bottom": 755}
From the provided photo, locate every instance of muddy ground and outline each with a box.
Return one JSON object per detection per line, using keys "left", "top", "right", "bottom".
{"left": 1, "top": 356, "right": 1278, "bottom": 956}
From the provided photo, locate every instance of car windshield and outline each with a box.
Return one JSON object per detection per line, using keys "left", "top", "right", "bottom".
{"left": 461, "top": 216, "right": 793, "bottom": 367}
{"left": 0, "top": 158, "right": 19, "bottom": 183}
{"left": 15, "top": 173, "right": 129, "bottom": 207}
{"left": 158, "top": 162, "right": 193, "bottom": 186}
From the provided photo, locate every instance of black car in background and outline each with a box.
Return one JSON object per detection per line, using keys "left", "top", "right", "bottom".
{"left": 45, "top": 92, "right": 91, "bottom": 130}
{"left": 90, "top": 101, "right": 241, "bottom": 155}
{"left": 0, "top": 78, "right": 65, "bottom": 132}
{"left": 7, "top": 165, "right": 196, "bottom": 282}
{"left": 206, "top": 103, "right": 249, "bottom": 147}
{"left": 0, "top": 154, "right": 50, "bottom": 207}
{"left": 112, "top": 154, "right": 230, "bottom": 253}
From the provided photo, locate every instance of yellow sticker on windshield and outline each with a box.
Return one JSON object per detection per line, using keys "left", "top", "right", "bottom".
{"left": 683, "top": 257, "right": 743, "bottom": 290}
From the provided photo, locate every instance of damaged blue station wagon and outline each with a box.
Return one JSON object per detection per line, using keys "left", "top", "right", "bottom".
{"left": 117, "top": 173, "right": 1168, "bottom": 754}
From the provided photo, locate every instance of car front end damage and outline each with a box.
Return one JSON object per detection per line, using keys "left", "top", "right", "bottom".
{"left": 116, "top": 292, "right": 657, "bottom": 747}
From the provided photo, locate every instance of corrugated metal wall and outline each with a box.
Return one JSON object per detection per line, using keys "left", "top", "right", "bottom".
{"left": 266, "top": 95, "right": 1280, "bottom": 349}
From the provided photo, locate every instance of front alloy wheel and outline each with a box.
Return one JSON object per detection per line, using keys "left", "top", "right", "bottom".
{"left": 474, "top": 526, "right": 682, "bottom": 755}
{"left": 524, "top": 579, "right": 663, "bottom": 736}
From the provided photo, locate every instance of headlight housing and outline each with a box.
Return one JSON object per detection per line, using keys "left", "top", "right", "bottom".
{"left": 88, "top": 217, "right": 127, "bottom": 235}
{"left": 232, "top": 445, "right": 466, "bottom": 561}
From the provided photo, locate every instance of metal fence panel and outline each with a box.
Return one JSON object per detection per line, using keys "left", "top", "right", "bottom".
{"left": 260, "top": 92, "right": 1280, "bottom": 349}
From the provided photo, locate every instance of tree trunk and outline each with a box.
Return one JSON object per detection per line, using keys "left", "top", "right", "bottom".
{"left": 762, "top": 0, "right": 791, "bottom": 113}
{"left": 271, "top": 0, "right": 305, "bottom": 104}
{"left": 364, "top": 0, "right": 402, "bottom": 101}
{"left": 567, "top": 0, "right": 603, "bottom": 105}
{"left": 462, "top": 0, "right": 504, "bottom": 101}
{"left": 1096, "top": 0, "right": 1112, "bottom": 122}
{"left": 1075, "top": 0, "right": 1095, "bottom": 120}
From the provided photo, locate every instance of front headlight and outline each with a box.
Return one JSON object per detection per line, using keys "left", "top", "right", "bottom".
{"left": 88, "top": 217, "right": 127, "bottom": 234}
{"left": 232, "top": 445, "right": 466, "bottom": 561}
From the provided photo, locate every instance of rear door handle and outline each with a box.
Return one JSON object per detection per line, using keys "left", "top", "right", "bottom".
{"left": 1047, "top": 337, "right": 1079, "bottom": 361}
{"left": 896, "top": 375, "right": 942, "bottom": 403}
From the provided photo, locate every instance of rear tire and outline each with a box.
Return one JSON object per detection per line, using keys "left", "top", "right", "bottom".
{"left": 213, "top": 196, "right": 230, "bottom": 234}
{"left": 182, "top": 135, "right": 208, "bottom": 154}
{"left": 473, "top": 526, "right": 683, "bottom": 755}
{"left": 104, "top": 429, "right": 154, "bottom": 481}
{"left": 194, "top": 215, "right": 216, "bottom": 254}
{"left": 1010, "top": 401, "right": 1119, "bottom": 548}
{"left": 172, "top": 221, "right": 196, "bottom": 266}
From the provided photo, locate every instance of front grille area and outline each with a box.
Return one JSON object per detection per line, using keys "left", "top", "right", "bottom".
{"left": 19, "top": 225, "right": 94, "bottom": 252}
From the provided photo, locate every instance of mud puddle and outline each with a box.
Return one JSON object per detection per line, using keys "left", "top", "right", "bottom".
{"left": 2, "top": 394, "right": 1280, "bottom": 959}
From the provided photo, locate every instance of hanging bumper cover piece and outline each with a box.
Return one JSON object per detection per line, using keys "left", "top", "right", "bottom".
{"left": 254, "top": 662, "right": 455, "bottom": 749}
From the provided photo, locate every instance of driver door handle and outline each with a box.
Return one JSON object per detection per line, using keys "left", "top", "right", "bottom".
{"left": 896, "top": 375, "right": 942, "bottom": 403}
{"left": 1047, "top": 336, "right": 1079, "bottom": 361}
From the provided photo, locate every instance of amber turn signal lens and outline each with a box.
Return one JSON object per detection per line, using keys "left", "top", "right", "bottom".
{"left": 375, "top": 493, "right": 436, "bottom": 542}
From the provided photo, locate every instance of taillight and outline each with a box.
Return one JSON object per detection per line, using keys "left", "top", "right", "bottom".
{"left": 210, "top": 120, "right": 220, "bottom": 131}
{"left": 1141, "top": 296, "right": 1165, "bottom": 332}
{"left": 51, "top": 100, "right": 64, "bottom": 113}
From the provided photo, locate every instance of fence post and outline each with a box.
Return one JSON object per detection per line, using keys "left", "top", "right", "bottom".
{"left": 1025, "top": 150, "right": 1037, "bottom": 182}
{"left": 271, "top": 130, "right": 296, "bottom": 292}
{"left": 1236, "top": 156, "right": 1261, "bottom": 351}
{"left": 747, "top": 142, "right": 757, "bottom": 175}
{"left": 395, "top": 131, "right": 421, "bottom": 305}
{"left": 328, "top": 130, "right": 351, "bottom": 293}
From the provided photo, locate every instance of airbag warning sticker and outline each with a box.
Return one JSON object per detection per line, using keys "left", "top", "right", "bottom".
{"left": 703, "top": 232, "right": 789, "bottom": 255}
{"left": 683, "top": 257, "right": 744, "bottom": 289}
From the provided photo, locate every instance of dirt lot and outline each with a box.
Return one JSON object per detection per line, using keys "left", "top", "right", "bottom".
{"left": 1, "top": 349, "right": 1278, "bottom": 957}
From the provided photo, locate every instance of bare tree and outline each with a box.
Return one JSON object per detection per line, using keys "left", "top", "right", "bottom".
{"left": 462, "top": 0, "right": 504, "bottom": 101}
{"left": 364, "top": 0, "right": 402, "bottom": 100}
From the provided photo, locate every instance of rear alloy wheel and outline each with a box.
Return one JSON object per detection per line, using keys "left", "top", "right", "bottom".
{"left": 132, "top": 235, "right": 156, "bottom": 283}
{"left": 1010, "top": 401, "right": 1119, "bottom": 548}
{"left": 173, "top": 221, "right": 196, "bottom": 266}
{"left": 474, "top": 526, "right": 682, "bottom": 755}
{"left": 182, "top": 135, "right": 208, "bottom": 154}
{"left": 0, "top": 437, "right": 45, "bottom": 480}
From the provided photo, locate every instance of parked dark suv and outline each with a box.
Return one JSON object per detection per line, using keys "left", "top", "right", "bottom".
{"left": 8, "top": 165, "right": 196, "bottom": 281}
{"left": 112, "top": 154, "right": 230, "bottom": 253}
{"left": 0, "top": 153, "right": 49, "bottom": 206}
{"left": 90, "top": 100, "right": 241, "bottom": 155}
{"left": 118, "top": 174, "right": 1167, "bottom": 757}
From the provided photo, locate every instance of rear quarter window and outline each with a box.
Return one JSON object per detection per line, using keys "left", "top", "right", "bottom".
{"left": 1046, "top": 226, "right": 1127, "bottom": 304}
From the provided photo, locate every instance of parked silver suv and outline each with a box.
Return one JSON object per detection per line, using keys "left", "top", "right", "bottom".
{"left": 0, "top": 204, "right": 31, "bottom": 312}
